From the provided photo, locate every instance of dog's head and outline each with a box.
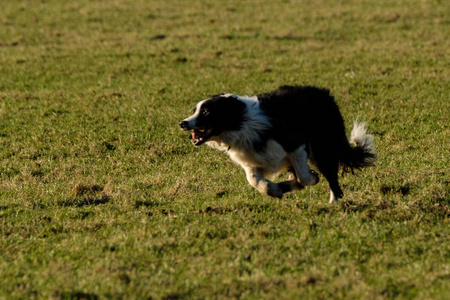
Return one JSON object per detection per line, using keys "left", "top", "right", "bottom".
{"left": 179, "top": 94, "right": 247, "bottom": 146}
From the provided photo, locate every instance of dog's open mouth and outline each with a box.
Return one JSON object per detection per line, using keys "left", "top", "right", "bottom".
{"left": 191, "top": 127, "right": 213, "bottom": 146}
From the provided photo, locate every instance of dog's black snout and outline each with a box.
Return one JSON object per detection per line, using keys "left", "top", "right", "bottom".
{"left": 179, "top": 121, "right": 188, "bottom": 130}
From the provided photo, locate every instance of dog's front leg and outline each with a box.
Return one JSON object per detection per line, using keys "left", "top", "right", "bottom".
{"left": 277, "top": 166, "right": 305, "bottom": 194}
{"left": 243, "top": 166, "right": 283, "bottom": 198}
{"left": 288, "top": 145, "right": 319, "bottom": 186}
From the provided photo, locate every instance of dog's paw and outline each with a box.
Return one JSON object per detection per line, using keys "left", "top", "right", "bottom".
{"left": 255, "top": 182, "right": 283, "bottom": 198}
{"left": 267, "top": 183, "right": 284, "bottom": 199}
{"left": 278, "top": 180, "right": 304, "bottom": 193}
{"left": 302, "top": 170, "right": 319, "bottom": 186}
{"left": 329, "top": 191, "right": 339, "bottom": 204}
{"left": 309, "top": 170, "right": 320, "bottom": 185}
{"left": 268, "top": 189, "right": 283, "bottom": 199}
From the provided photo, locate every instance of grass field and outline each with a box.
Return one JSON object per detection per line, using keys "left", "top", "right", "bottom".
{"left": 1, "top": 0, "right": 449, "bottom": 299}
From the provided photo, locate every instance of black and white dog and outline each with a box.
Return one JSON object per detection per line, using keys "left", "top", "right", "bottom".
{"left": 179, "top": 85, "right": 376, "bottom": 203}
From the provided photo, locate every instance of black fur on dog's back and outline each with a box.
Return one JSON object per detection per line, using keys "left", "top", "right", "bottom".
{"left": 257, "top": 85, "right": 342, "bottom": 152}
{"left": 257, "top": 85, "right": 375, "bottom": 175}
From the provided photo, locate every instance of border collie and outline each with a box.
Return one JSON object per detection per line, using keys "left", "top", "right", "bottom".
{"left": 179, "top": 85, "right": 376, "bottom": 203}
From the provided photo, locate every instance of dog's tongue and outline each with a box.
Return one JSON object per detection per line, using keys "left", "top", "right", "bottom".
{"left": 191, "top": 129, "right": 203, "bottom": 140}
{"left": 191, "top": 129, "right": 207, "bottom": 143}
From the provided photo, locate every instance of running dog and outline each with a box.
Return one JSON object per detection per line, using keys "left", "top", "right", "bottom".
{"left": 179, "top": 85, "right": 376, "bottom": 203}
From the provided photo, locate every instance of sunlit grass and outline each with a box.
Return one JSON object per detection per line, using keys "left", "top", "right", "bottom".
{"left": 0, "top": 0, "right": 449, "bottom": 298}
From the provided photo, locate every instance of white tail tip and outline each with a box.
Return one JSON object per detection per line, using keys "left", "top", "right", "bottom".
{"left": 350, "top": 122, "right": 377, "bottom": 162}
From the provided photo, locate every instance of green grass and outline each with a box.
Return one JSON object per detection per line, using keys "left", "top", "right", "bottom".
{"left": 1, "top": 0, "right": 449, "bottom": 298}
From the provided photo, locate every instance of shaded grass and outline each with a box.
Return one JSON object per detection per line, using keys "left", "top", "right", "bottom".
{"left": 0, "top": 0, "right": 449, "bottom": 299}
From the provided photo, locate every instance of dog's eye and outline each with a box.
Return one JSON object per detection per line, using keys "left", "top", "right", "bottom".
{"left": 201, "top": 109, "right": 210, "bottom": 116}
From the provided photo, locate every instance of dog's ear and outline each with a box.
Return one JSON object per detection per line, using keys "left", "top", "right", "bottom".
{"left": 212, "top": 96, "right": 247, "bottom": 131}
{"left": 217, "top": 96, "right": 246, "bottom": 113}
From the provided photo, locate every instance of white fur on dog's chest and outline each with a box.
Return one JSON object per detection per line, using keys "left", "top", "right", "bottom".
{"left": 210, "top": 139, "right": 289, "bottom": 175}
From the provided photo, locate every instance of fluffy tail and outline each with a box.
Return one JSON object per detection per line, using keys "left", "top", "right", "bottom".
{"left": 340, "top": 122, "right": 377, "bottom": 174}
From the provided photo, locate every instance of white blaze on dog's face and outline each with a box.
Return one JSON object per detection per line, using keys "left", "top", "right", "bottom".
{"left": 179, "top": 94, "right": 247, "bottom": 146}
{"left": 181, "top": 99, "right": 207, "bottom": 130}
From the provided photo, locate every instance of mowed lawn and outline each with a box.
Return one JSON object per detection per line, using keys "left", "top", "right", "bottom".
{"left": 0, "top": 0, "right": 449, "bottom": 299}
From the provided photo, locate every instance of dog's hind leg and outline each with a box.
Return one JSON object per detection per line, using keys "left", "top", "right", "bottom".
{"left": 277, "top": 166, "right": 305, "bottom": 194}
{"left": 287, "top": 145, "right": 320, "bottom": 187}
{"left": 311, "top": 149, "right": 343, "bottom": 203}
{"left": 243, "top": 166, "right": 284, "bottom": 198}
{"left": 322, "top": 170, "right": 343, "bottom": 204}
